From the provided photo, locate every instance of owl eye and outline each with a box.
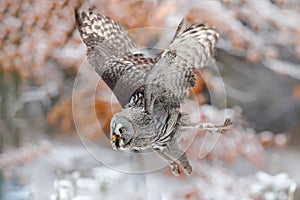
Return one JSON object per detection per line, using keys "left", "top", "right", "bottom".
{"left": 119, "top": 127, "right": 126, "bottom": 133}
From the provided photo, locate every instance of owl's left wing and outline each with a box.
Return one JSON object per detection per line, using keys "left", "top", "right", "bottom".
{"left": 75, "top": 9, "right": 156, "bottom": 108}
{"left": 145, "top": 21, "right": 219, "bottom": 112}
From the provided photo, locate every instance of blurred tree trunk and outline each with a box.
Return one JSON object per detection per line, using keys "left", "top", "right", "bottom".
{"left": 0, "top": 68, "right": 21, "bottom": 148}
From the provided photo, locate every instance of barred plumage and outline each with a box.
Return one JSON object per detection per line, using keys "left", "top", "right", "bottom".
{"left": 75, "top": 9, "right": 155, "bottom": 107}
{"left": 145, "top": 22, "right": 219, "bottom": 113}
{"left": 75, "top": 9, "right": 230, "bottom": 176}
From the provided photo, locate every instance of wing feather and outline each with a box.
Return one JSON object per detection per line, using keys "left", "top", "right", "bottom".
{"left": 75, "top": 9, "right": 156, "bottom": 107}
{"left": 145, "top": 21, "right": 219, "bottom": 112}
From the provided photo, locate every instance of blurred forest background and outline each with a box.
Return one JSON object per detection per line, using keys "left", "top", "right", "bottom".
{"left": 0, "top": 0, "right": 300, "bottom": 199}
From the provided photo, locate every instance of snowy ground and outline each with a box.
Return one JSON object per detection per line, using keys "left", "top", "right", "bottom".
{"left": 1, "top": 135, "right": 299, "bottom": 200}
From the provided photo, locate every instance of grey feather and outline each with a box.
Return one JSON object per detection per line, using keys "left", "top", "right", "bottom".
{"left": 76, "top": 10, "right": 221, "bottom": 176}
{"left": 75, "top": 9, "right": 156, "bottom": 107}
{"left": 145, "top": 22, "right": 219, "bottom": 113}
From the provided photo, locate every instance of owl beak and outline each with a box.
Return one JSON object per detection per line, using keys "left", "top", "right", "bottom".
{"left": 112, "top": 133, "right": 120, "bottom": 149}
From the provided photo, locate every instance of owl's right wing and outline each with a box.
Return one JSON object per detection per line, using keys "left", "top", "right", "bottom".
{"left": 145, "top": 21, "right": 219, "bottom": 113}
{"left": 75, "top": 9, "right": 156, "bottom": 107}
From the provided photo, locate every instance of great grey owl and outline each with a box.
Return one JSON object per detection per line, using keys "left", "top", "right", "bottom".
{"left": 75, "top": 9, "right": 232, "bottom": 176}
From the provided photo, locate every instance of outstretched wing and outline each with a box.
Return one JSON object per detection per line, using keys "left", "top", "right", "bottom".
{"left": 145, "top": 21, "right": 219, "bottom": 112}
{"left": 75, "top": 9, "right": 156, "bottom": 107}
{"left": 101, "top": 52, "right": 156, "bottom": 107}
{"left": 75, "top": 9, "right": 136, "bottom": 59}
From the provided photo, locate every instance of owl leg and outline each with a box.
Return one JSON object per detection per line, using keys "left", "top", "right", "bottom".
{"left": 198, "top": 118, "right": 233, "bottom": 133}
{"left": 166, "top": 141, "right": 192, "bottom": 175}
{"left": 155, "top": 141, "right": 192, "bottom": 176}
{"left": 182, "top": 118, "right": 233, "bottom": 134}
{"left": 154, "top": 148, "right": 182, "bottom": 176}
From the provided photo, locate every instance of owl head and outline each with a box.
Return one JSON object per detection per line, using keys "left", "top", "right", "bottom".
{"left": 110, "top": 112, "right": 136, "bottom": 150}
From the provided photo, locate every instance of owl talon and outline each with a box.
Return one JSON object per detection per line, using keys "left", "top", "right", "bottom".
{"left": 183, "top": 165, "right": 193, "bottom": 175}
{"left": 170, "top": 162, "right": 193, "bottom": 176}
{"left": 170, "top": 163, "right": 182, "bottom": 176}
{"left": 219, "top": 118, "right": 233, "bottom": 134}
